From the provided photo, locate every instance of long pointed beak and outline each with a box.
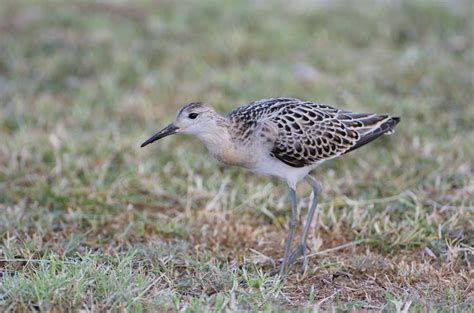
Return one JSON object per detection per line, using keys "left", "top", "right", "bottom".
{"left": 140, "top": 123, "right": 179, "bottom": 148}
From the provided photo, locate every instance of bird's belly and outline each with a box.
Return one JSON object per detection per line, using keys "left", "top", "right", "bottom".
{"left": 249, "top": 156, "right": 317, "bottom": 188}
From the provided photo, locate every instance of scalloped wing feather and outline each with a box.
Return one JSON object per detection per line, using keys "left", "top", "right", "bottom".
{"left": 228, "top": 98, "right": 400, "bottom": 168}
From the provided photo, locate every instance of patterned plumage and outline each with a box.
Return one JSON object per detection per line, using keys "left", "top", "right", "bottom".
{"left": 141, "top": 97, "right": 400, "bottom": 276}
{"left": 227, "top": 98, "right": 400, "bottom": 167}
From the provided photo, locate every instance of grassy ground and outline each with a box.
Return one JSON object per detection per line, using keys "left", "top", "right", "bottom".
{"left": 1, "top": 0, "right": 473, "bottom": 311}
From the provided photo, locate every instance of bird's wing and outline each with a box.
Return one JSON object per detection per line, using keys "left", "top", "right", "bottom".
{"left": 268, "top": 103, "right": 359, "bottom": 167}
{"left": 227, "top": 98, "right": 299, "bottom": 144}
{"left": 227, "top": 98, "right": 301, "bottom": 120}
{"left": 228, "top": 98, "right": 400, "bottom": 168}
{"left": 337, "top": 112, "right": 400, "bottom": 154}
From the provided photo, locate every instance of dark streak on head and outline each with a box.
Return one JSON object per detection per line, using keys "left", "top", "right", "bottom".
{"left": 177, "top": 102, "right": 205, "bottom": 116}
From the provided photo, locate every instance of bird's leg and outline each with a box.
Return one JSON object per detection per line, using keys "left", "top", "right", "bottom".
{"left": 288, "top": 176, "right": 321, "bottom": 272}
{"left": 279, "top": 187, "right": 298, "bottom": 276}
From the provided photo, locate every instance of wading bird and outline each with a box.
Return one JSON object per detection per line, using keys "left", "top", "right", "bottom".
{"left": 141, "top": 98, "right": 400, "bottom": 275}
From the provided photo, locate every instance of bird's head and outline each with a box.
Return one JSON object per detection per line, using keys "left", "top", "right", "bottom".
{"left": 140, "top": 102, "right": 222, "bottom": 147}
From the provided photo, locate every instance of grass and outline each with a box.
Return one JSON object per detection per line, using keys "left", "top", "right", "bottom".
{"left": 1, "top": 0, "right": 473, "bottom": 311}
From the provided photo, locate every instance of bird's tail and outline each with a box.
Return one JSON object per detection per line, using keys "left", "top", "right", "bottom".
{"left": 342, "top": 114, "right": 400, "bottom": 153}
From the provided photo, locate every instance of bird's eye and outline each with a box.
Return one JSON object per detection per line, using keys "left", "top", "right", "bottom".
{"left": 188, "top": 113, "right": 198, "bottom": 119}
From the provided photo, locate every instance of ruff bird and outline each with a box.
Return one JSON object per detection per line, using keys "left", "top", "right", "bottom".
{"left": 141, "top": 98, "right": 400, "bottom": 275}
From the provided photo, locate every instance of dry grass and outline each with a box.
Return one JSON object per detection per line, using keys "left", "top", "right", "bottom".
{"left": 1, "top": 0, "right": 473, "bottom": 311}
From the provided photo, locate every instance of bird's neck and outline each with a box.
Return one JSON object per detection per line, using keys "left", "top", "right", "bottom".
{"left": 196, "top": 118, "right": 251, "bottom": 167}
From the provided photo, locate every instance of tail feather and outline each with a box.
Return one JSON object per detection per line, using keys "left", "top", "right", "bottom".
{"left": 345, "top": 116, "right": 400, "bottom": 153}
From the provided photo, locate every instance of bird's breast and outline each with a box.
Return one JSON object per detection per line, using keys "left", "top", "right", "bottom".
{"left": 211, "top": 144, "right": 262, "bottom": 168}
{"left": 198, "top": 132, "right": 258, "bottom": 168}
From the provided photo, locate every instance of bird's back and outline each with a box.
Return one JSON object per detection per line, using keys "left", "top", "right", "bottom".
{"left": 227, "top": 98, "right": 400, "bottom": 168}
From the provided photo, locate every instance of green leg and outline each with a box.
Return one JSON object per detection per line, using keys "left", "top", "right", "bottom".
{"left": 288, "top": 176, "right": 321, "bottom": 271}
{"left": 279, "top": 187, "right": 298, "bottom": 276}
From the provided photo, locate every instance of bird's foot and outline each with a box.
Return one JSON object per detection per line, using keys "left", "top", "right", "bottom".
{"left": 288, "top": 243, "right": 309, "bottom": 273}
{"left": 270, "top": 244, "right": 310, "bottom": 276}
{"left": 269, "top": 263, "right": 286, "bottom": 277}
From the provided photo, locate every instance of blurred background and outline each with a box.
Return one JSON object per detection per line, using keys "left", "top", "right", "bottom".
{"left": 1, "top": 0, "right": 473, "bottom": 311}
